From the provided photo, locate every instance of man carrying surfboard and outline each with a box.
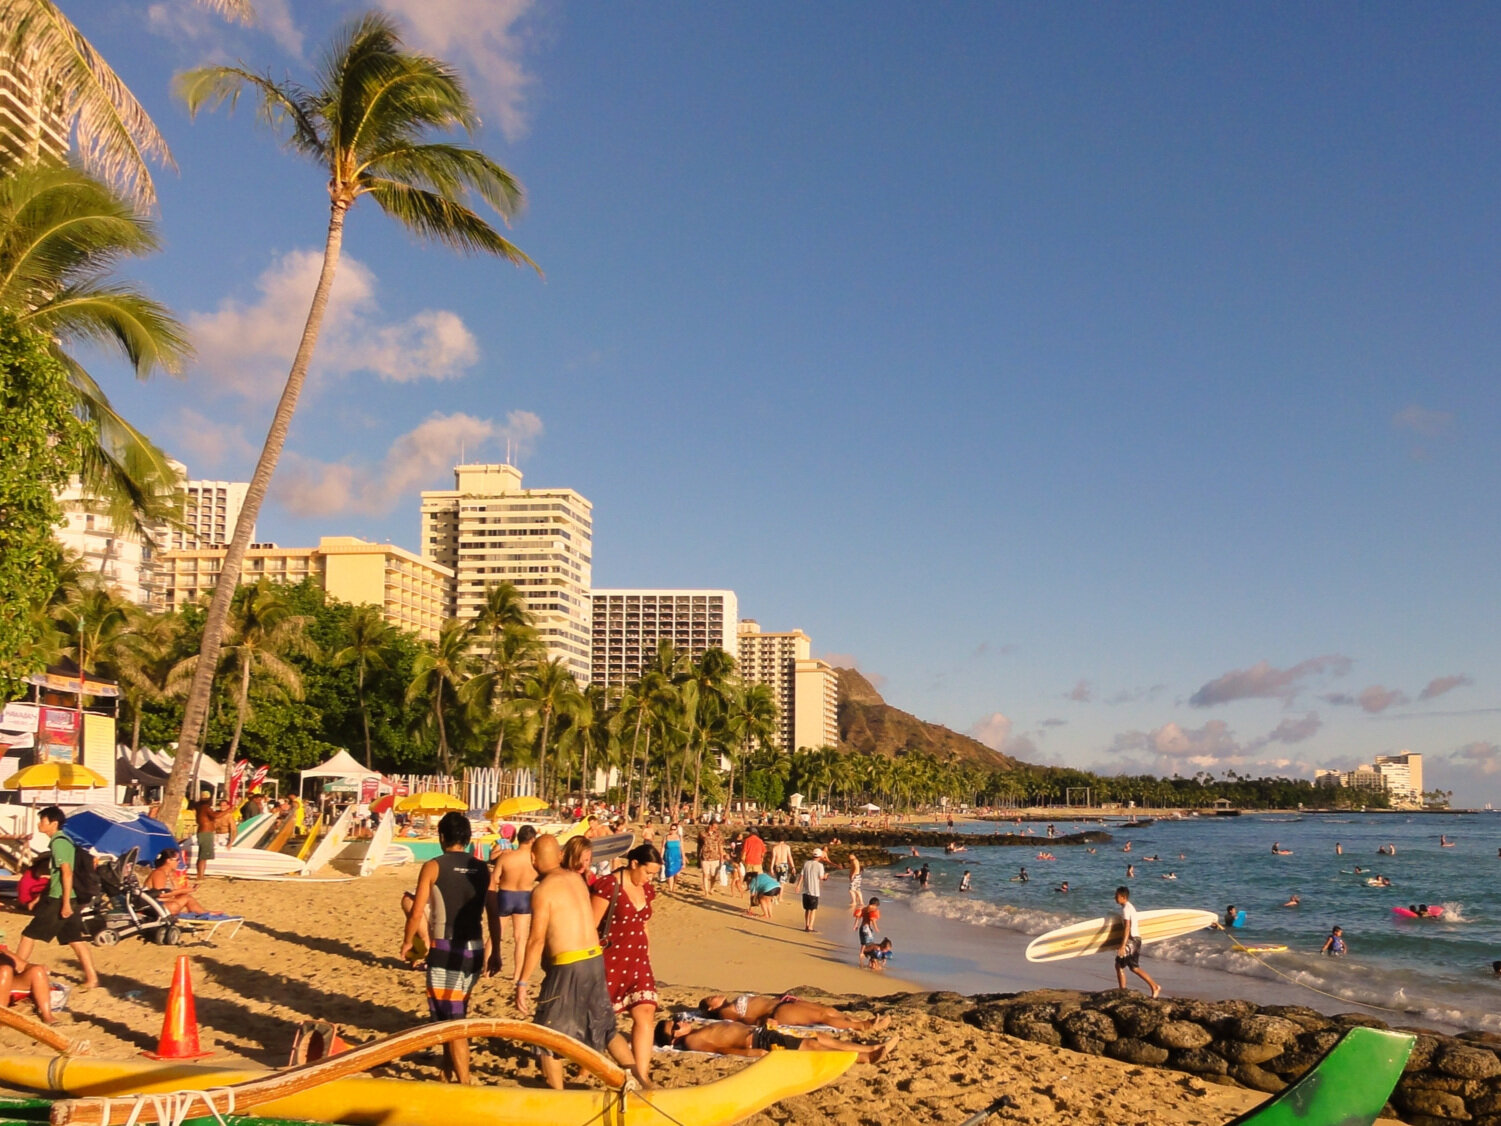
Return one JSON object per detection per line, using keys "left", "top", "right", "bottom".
{"left": 1113, "top": 886, "right": 1161, "bottom": 998}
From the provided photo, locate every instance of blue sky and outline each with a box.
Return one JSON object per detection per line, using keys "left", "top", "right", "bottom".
{"left": 78, "top": 3, "right": 1501, "bottom": 800}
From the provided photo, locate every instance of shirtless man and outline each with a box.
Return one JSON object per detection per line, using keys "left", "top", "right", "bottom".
{"left": 698, "top": 993, "right": 890, "bottom": 1031}
{"left": 768, "top": 838, "right": 794, "bottom": 883}
{"left": 192, "top": 790, "right": 216, "bottom": 882}
{"left": 489, "top": 824, "right": 538, "bottom": 983}
{"left": 655, "top": 1016, "right": 896, "bottom": 1062}
{"left": 515, "top": 835, "right": 637, "bottom": 1089}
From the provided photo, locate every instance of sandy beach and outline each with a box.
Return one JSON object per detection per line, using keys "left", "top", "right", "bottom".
{"left": 0, "top": 867, "right": 1299, "bottom": 1125}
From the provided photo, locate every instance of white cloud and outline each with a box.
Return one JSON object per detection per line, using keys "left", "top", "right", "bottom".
{"left": 968, "top": 712, "right": 1012, "bottom": 752}
{"left": 145, "top": 0, "right": 303, "bottom": 57}
{"left": 187, "top": 250, "right": 479, "bottom": 400}
{"left": 1065, "top": 679, "right": 1093, "bottom": 703}
{"left": 377, "top": 0, "right": 539, "bottom": 141}
{"left": 1189, "top": 655, "right": 1352, "bottom": 707}
{"left": 167, "top": 408, "right": 254, "bottom": 471}
{"left": 276, "top": 411, "right": 533, "bottom": 517}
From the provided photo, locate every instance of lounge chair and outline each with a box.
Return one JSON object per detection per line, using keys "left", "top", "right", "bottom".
{"left": 174, "top": 911, "right": 245, "bottom": 941}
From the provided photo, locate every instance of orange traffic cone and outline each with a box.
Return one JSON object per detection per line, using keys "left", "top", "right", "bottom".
{"left": 144, "top": 954, "right": 212, "bottom": 1060}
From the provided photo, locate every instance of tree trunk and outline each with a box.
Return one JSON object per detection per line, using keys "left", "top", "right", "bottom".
{"left": 162, "top": 200, "right": 349, "bottom": 818}
{"left": 637, "top": 729, "right": 651, "bottom": 821}
{"left": 623, "top": 707, "right": 645, "bottom": 818}
{"left": 358, "top": 661, "right": 372, "bottom": 768}
{"left": 537, "top": 709, "right": 552, "bottom": 804}
{"left": 434, "top": 682, "right": 449, "bottom": 776}
{"left": 225, "top": 654, "right": 251, "bottom": 766}
{"left": 690, "top": 734, "right": 706, "bottom": 822}
{"left": 130, "top": 709, "right": 141, "bottom": 756}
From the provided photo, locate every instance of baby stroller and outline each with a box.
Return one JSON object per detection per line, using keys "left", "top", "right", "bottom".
{"left": 78, "top": 847, "right": 181, "bottom": 947}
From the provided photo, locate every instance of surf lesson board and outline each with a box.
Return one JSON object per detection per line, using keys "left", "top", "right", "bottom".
{"left": 1232, "top": 943, "right": 1289, "bottom": 954}
{"left": 1025, "top": 908, "right": 1219, "bottom": 962}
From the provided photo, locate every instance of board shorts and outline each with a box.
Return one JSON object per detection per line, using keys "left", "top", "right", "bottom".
{"left": 858, "top": 924, "right": 876, "bottom": 946}
{"left": 751, "top": 1026, "right": 806, "bottom": 1052}
{"left": 534, "top": 951, "right": 616, "bottom": 1055}
{"left": 196, "top": 831, "right": 216, "bottom": 862}
{"left": 495, "top": 889, "right": 532, "bottom": 916}
{"left": 23, "top": 897, "right": 85, "bottom": 945}
{"left": 1115, "top": 936, "right": 1143, "bottom": 970}
{"left": 426, "top": 938, "right": 483, "bottom": 1020}
{"left": 802, "top": 894, "right": 819, "bottom": 912}
{"left": 850, "top": 876, "right": 862, "bottom": 898}
{"left": 752, "top": 886, "right": 781, "bottom": 905}
{"left": 702, "top": 859, "right": 721, "bottom": 880}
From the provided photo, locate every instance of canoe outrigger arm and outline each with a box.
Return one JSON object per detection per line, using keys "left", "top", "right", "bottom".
{"left": 48, "top": 1019, "right": 633, "bottom": 1126}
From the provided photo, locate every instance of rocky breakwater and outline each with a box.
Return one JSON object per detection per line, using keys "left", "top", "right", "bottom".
{"left": 887, "top": 988, "right": 1500, "bottom": 1125}
{"left": 766, "top": 826, "right": 1113, "bottom": 850}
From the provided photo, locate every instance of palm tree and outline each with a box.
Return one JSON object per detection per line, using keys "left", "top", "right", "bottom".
{"left": 171, "top": 582, "right": 314, "bottom": 769}
{"left": 519, "top": 658, "right": 581, "bottom": 802}
{"left": 472, "top": 582, "right": 540, "bottom": 770}
{"left": 48, "top": 578, "right": 131, "bottom": 739}
{"left": 685, "top": 647, "right": 736, "bottom": 821}
{"left": 405, "top": 619, "right": 478, "bottom": 777}
{"left": 161, "top": 13, "right": 539, "bottom": 818}
{"left": 114, "top": 608, "right": 184, "bottom": 755}
{"left": 0, "top": 166, "right": 188, "bottom": 536}
{"left": 723, "top": 680, "right": 776, "bottom": 812}
{"left": 332, "top": 604, "right": 395, "bottom": 769}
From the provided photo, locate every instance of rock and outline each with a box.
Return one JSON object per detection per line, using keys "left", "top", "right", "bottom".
{"left": 1471, "top": 1091, "right": 1501, "bottom": 1116}
{"left": 1459, "top": 1031, "right": 1501, "bottom": 1049}
{"left": 1264, "top": 1049, "right": 1322, "bottom": 1078}
{"left": 1230, "top": 1062, "right": 1287, "bottom": 1093}
{"left": 1331, "top": 1013, "right": 1391, "bottom": 1031}
{"left": 1107, "top": 1001, "right": 1166, "bottom": 1040}
{"left": 1395, "top": 1087, "right": 1470, "bottom": 1119}
{"left": 1297, "top": 1029, "right": 1343, "bottom": 1056}
{"left": 1403, "top": 1075, "right": 1471, "bottom": 1095}
{"left": 1008, "top": 1019, "right": 1063, "bottom": 1047}
{"left": 1261, "top": 1004, "right": 1331, "bottom": 1031}
{"left": 1436, "top": 1045, "right": 1501, "bottom": 1080}
{"left": 1153, "top": 1021, "right": 1214, "bottom": 1051}
{"left": 1106, "top": 1037, "right": 1170, "bottom": 1066}
{"left": 963, "top": 1005, "right": 1008, "bottom": 1035}
{"left": 1214, "top": 1038, "right": 1286, "bottom": 1065}
{"left": 1224, "top": 1015, "right": 1304, "bottom": 1047}
{"left": 1059, "top": 1009, "right": 1119, "bottom": 1045}
{"left": 1404, "top": 1035, "right": 1441, "bottom": 1072}
{"left": 1168, "top": 1047, "right": 1229, "bottom": 1075}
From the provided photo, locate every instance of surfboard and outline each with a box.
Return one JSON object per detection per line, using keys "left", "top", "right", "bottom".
{"left": 1025, "top": 908, "right": 1219, "bottom": 962}
{"left": 230, "top": 812, "right": 272, "bottom": 848}
{"left": 301, "top": 804, "right": 356, "bottom": 876}
{"left": 1232, "top": 943, "right": 1288, "bottom": 954}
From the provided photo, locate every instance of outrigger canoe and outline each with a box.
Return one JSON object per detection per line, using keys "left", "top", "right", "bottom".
{"left": 1227, "top": 1026, "right": 1412, "bottom": 1126}
{"left": 0, "top": 1017, "right": 856, "bottom": 1126}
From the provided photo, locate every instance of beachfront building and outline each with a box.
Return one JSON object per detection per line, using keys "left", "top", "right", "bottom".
{"left": 736, "top": 621, "right": 840, "bottom": 751}
{"left": 793, "top": 657, "right": 840, "bottom": 751}
{"left": 0, "top": 54, "right": 67, "bottom": 166}
{"left": 1375, "top": 752, "right": 1423, "bottom": 803}
{"left": 589, "top": 590, "right": 738, "bottom": 692}
{"left": 156, "top": 536, "right": 453, "bottom": 641}
{"left": 167, "top": 477, "right": 250, "bottom": 551}
{"left": 420, "top": 464, "right": 593, "bottom": 682}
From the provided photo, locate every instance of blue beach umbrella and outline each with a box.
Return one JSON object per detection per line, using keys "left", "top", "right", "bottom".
{"left": 62, "top": 809, "right": 178, "bottom": 860}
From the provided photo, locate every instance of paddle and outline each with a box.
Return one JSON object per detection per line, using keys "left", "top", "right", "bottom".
{"left": 49, "top": 1017, "right": 630, "bottom": 1126}
{"left": 0, "top": 1001, "right": 85, "bottom": 1056}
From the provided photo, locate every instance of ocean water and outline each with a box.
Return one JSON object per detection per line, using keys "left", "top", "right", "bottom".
{"left": 860, "top": 812, "right": 1501, "bottom": 1032}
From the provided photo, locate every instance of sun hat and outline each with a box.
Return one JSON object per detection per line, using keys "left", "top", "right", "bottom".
{"left": 813, "top": 848, "right": 824, "bottom": 857}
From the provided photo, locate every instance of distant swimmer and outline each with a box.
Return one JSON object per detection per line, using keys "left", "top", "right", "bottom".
{"left": 1162, "top": 872, "right": 1178, "bottom": 880}
{"left": 910, "top": 846, "right": 920, "bottom": 857}
{"left": 1054, "top": 881, "right": 1069, "bottom": 893}
{"left": 1283, "top": 892, "right": 1300, "bottom": 907}
{"left": 1493, "top": 960, "right": 1501, "bottom": 978}
{"left": 1126, "top": 864, "right": 1136, "bottom": 878}
{"left": 1272, "top": 843, "right": 1293, "bottom": 855}
{"left": 1335, "top": 843, "right": 1343, "bottom": 856}
{"left": 1440, "top": 835, "right": 1455, "bottom": 848}
{"left": 1013, "top": 866, "right": 1030, "bottom": 883}
{"left": 1087, "top": 848, "right": 1097, "bottom": 854}
{"left": 1353, "top": 866, "right": 1365, "bottom": 874}
{"left": 1378, "top": 844, "right": 1396, "bottom": 856}
{"left": 1320, "top": 925, "right": 1346, "bottom": 957}
{"left": 959, "top": 870, "right": 972, "bottom": 892}
{"left": 1122, "top": 842, "right": 1132, "bottom": 853}
{"left": 1217, "top": 904, "right": 1238, "bottom": 930}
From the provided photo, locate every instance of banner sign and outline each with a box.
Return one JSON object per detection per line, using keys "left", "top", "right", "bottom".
{"left": 1, "top": 703, "right": 40, "bottom": 733}
{"left": 38, "top": 708, "right": 79, "bottom": 763}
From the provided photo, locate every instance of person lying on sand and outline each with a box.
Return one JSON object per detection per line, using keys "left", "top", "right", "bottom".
{"left": 698, "top": 993, "right": 890, "bottom": 1031}
{"left": 0, "top": 937, "right": 58, "bottom": 1023}
{"left": 656, "top": 1016, "right": 896, "bottom": 1062}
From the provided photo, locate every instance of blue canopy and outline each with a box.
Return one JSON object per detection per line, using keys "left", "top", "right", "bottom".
{"left": 62, "top": 809, "right": 178, "bottom": 861}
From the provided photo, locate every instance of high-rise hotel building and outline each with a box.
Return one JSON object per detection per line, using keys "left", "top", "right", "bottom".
{"left": 168, "top": 478, "right": 250, "bottom": 551}
{"left": 736, "top": 621, "right": 840, "bottom": 751}
{"left": 590, "top": 590, "right": 738, "bottom": 692}
{"left": 420, "top": 464, "right": 593, "bottom": 682}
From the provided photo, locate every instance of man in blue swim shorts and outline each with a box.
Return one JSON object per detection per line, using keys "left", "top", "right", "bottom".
{"left": 489, "top": 823, "right": 538, "bottom": 984}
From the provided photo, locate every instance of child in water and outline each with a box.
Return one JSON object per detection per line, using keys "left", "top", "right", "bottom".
{"left": 1320, "top": 925, "right": 1346, "bottom": 957}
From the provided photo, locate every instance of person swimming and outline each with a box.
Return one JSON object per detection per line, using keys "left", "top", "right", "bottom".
{"left": 959, "top": 870, "right": 972, "bottom": 892}
{"left": 1054, "top": 881, "right": 1069, "bottom": 893}
{"left": 1162, "top": 872, "right": 1177, "bottom": 880}
{"left": 1283, "top": 892, "right": 1300, "bottom": 907}
{"left": 1320, "top": 925, "right": 1346, "bottom": 957}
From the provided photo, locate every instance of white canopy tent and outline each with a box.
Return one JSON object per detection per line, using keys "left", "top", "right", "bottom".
{"left": 298, "top": 749, "right": 380, "bottom": 798}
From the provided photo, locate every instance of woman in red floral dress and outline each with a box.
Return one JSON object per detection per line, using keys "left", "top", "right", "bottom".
{"left": 591, "top": 843, "right": 662, "bottom": 1084}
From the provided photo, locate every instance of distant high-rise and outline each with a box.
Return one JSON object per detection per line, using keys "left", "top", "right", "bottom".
{"left": 170, "top": 478, "right": 250, "bottom": 550}
{"left": 736, "top": 620, "right": 840, "bottom": 751}
{"left": 0, "top": 55, "right": 67, "bottom": 167}
{"left": 590, "top": 590, "right": 738, "bottom": 691}
{"left": 1374, "top": 752, "right": 1423, "bottom": 803}
{"left": 420, "top": 464, "right": 593, "bottom": 682}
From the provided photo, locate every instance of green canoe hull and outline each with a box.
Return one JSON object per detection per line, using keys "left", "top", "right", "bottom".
{"left": 1227, "top": 1026, "right": 1414, "bottom": 1126}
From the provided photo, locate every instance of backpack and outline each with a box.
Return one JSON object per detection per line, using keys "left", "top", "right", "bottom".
{"left": 68, "top": 844, "right": 101, "bottom": 901}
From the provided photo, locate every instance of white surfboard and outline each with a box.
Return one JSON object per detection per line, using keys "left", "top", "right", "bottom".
{"left": 1025, "top": 908, "right": 1219, "bottom": 962}
{"left": 204, "top": 846, "right": 306, "bottom": 879}
{"left": 230, "top": 812, "right": 273, "bottom": 847}
{"left": 359, "top": 806, "right": 396, "bottom": 877}
{"left": 301, "top": 803, "right": 356, "bottom": 876}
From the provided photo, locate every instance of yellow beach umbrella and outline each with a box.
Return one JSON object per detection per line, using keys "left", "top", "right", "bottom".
{"left": 488, "top": 795, "right": 549, "bottom": 820}
{"left": 3, "top": 763, "right": 109, "bottom": 790}
{"left": 395, "top": 791, "right": 468, "bottom": 814}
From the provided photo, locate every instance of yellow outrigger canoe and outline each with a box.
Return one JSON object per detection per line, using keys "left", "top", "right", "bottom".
{"left": 0, "top": 1016, "right": 856, "bottom": 1126}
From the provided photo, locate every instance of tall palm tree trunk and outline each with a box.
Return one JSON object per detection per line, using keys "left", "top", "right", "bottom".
{"left": 623, "top": 708, "right": 645, "bottom": 817}
{"left": 225, "top": 656, "right": 252, "bottom": 765}
{"left": 637, "top": 728, "right": 652, "bottom": 820}
{"left": 434, "top": 682, "right": 449, "bottom": 776}
{"left": 163, "top": 201, "right": 349, "bottom": 817}
{"left": 537, "top": 710, "right": 552, "bottom": 803}
{"left": 358, "top": 662, "right": 372, "bottom": 768}
{"left": 491, "top": 716, "right": 507, "bottom": 772}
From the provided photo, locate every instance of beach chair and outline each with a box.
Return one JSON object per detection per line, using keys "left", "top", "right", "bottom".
{"left": 174, "top": 912, "right": 245, "bottom": 941}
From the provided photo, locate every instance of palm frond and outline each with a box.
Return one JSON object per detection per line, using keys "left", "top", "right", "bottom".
{"left": 195, "top": 0, "right": 255, "bottom": 25}
{"left": 27, "top": 282, "right": 191, "bottom": 376}
{"left": 361, "top": 143, "right": 524, "bottom": 220}
{"left": 174, "top": 65, "right": 324, "bottom": 158}
{"left": 363, "top": 179, "right": 539, "bottom": 268}
{"left": 0, "top": 0, "right": 174, "bottom": 208}
{"left": 251, "top": 649, "right": 303, "bottom": 699}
